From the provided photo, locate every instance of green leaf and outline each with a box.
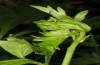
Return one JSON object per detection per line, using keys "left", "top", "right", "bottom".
{"left": 31, "top": 5, "right": 67, "bottom": 19}
{"left": 60, "top": 18, "right": 91, "bottom": 32}
{"left": 31, "top": 5, "right": 51, "bottom": 14}
{"left": 74, "top": 10, "right": 88, "bottom": 21}
{"left": 34, "top": 19, "right": 91, "bottom": 32}
{"left": 0, "top": 5, "right": 46, "bottom": 39}
{"left": 47, "top": 6, "right": 61, "bottom": 19}
{"left": 0, "top": 36, "right": 33, "bottom": 58}
{"left": 57, "top": 7, "right": 66, "bottom": 17}
{"left": 33, "top": 30, "right": 69, "bottom": 65}
{"left": 32, "top": 45, "right": 53, "bottom": 65}
{"left": 0, "top": 59, "right": 43, "bottom": 65}
{"left": 32, "top": 5, "right": 91, "bottom": 65}
{"left": 33, "top": 6, "right": 91, "bottom": 32}
{"left": 34, "top": 20, "right": 58, "bottom": 31}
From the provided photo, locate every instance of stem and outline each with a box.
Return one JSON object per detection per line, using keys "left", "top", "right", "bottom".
{"left": 25, "top": 59, "right": 44, "bottom": 65}
{"left": 62, "top": 32, "right": 85, "bottom": 65}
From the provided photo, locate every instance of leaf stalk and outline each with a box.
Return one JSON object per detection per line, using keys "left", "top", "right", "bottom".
{"left": 62, "top": 32, "right": 85, "bottom": 65}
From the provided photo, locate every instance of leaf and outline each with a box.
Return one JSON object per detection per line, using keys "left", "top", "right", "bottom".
{"left": 0, "top": 59, "right": 42, "bottom": 65}
{"left": 31, "top": 5, "right": 67, "bottom": 19}
{"left": 0, "top": 36, "right": 33, "bottom": 58}
{"left": 0, "top": 5, "right": 46, "bottom": 39}
{"left": 33, "top": 30, "right": 69, "bottom": 65}
{"left": 57, "top": 7, "right": 67, "bottom": 17}
{"left": 60, "top": 18, "right": 91, "bottom": 32}
{"left": 34, "top": 20, "right": 58, "bottom": 31}
{"left": 32, "top": 45, "right": 53, "bottom": 65}
{"left": 32, "top": 6, "right": 91, "bottom": 32}
{"left": 32, "top": 5, "right": 91, "bottom": 65}
{"left": 74, "top": 10, "right": 88, "bottom": 21}
{"left": 31, "top": 5, "right": 51, "bottom": 14}
{"left": 47, "top": 6, "right": 61, "bottom": 19}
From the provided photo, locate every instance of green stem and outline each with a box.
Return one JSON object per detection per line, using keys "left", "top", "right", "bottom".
{"left": 62, "top": 32, "right": 85, "bottom": 65}
{"left": 24, "top": 59, "right": 44, "bottom": 65}
{"left": 28, "top": 60, "right": 44, "bottom": 65}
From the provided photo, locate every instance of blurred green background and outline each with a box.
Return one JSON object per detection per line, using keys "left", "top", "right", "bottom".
{"left": 0, "top": 0, "right": 100, "bottom": 65}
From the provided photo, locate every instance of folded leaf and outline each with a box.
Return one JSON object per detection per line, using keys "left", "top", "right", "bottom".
{"left": 74, "top": 10, "right": 88, "bottom": 21}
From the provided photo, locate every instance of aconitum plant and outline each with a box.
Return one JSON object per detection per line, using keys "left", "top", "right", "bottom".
{"left": 31, "top": 5, "right": 91, "bottom": 65}
{"left": 0, "top": 5, "right": 91, "bottom": 65}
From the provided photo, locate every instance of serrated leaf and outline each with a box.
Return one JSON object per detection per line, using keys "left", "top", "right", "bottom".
{"left": 0, "top": 36, "right": 33, "bottom": 58}
{"left": 33, "top": 30, "right": 69, "bottom": 65}
{"left": 74, "top": 10, "right": 88, "bottom": 21}
{"left": 33, "top": 30, "right": 69, "bottom": 52}
{"left": 0, "top": 59, "right": 42, "bottom": 65}
{"left": 31, "top": 5, "right": 67, "bottom": 19}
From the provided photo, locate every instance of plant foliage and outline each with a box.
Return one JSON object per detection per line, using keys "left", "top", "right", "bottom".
{"left": 0, "top": 5, "right": 91, "bottom": 65}
{"left": 31, "top": 5, "right": 91, "bottom": 65}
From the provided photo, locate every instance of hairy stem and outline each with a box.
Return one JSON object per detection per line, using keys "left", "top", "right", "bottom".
{"left": 62, "top": 32, "right": 85, "bottom": 65}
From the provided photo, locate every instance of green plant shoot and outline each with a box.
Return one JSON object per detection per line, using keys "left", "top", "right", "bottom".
{"left": 31, "top": 5, "right": 91, "bottom": 65}
{"left": 0, "top": 5, "right": 91, "bottom": 65}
